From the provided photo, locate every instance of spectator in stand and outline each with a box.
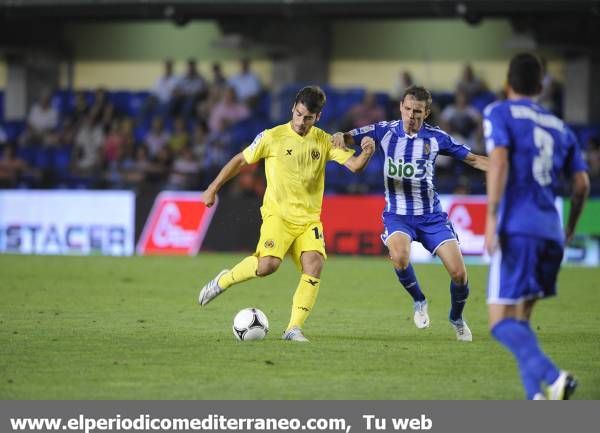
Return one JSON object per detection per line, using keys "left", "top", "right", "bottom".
{"left": 228, "top": 58, "right": 262, "bottom": 105}
{"left": 341, "top": 92, "right": 387, "bottom": 131}
{"left": 144, "top": 116, "right": 171, "bottom": 159}
{"left": 174, "top": 58, "right": 208, "bottom": 117}
{"left": 68, "top": 91, "right": 90, "bottom": 125}
{"left": 538, "top": 57, "right": 562, "bottom": 116}
{"left": 103, "top": 118, "right": 134, "bottom": 165}
{"left": 147, "top": 146, "right": 172, "bottom": 184}
{"left": 586, "top": 136, "right": 600, "bottom": 179}
{"left": 22, "top": 89, "right": 59, "bottom": 145}
{"left": 197, "top": 61, "right": 229, "bottom": 121}
{"left": 166, "top": 145, "right": 202, "bottom": 190}
{"left": 167, "top": 117, "right": 190, "bottom": 154}
{"left": 89, "top": 87, "right": 110, "bottom": 122}
{"left": 456, "top": 64, "right": 486, "bottom": 103}
{"left": 208, "top": 86, "right": 250, "bottom": 133}
{"left": 120, "top": 145, "right": 158, "bottom": 188}
{"left": 439, "top": 89, "right": 483, "bottom": 152}
{"left": 142, "top": 59, "right": 180, "bottom": 118}
{"left": 0, "top": 145, "right": 31, "bottom": 187}
{"left": 190, "top": 121, "right": 209, "bottom": 162}
{"left": 99, "top": 101, "right": 120, "bottom": 132}
{"left": 104, "top": 140, "right": 136, "bottom": 189}
{"left": 393, "top": 70, "right": 415, "bottom": 102}
{"left": 72, "top": 113, "right": 105, "bottom": 177}
{"left": 0, "top": 125, "right": 7, "bottom": 147}
{"left": 211, "top": 62, "right": 228, "bottom": 90}
{"left": 202, "top": 131, "right": 231, "bottom": 183}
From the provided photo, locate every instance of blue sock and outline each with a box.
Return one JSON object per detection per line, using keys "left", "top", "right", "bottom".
{"left": 449, "top": 280, "right": 469, "bottom": 321}
{"left": 519, "top": 321, "right": 560, "bottom": 385}
{"left": 394, "top": 264, "right": 425, "bottom": 302}
{"left": 492, "top": 318, "right": 558, "bottom": 399}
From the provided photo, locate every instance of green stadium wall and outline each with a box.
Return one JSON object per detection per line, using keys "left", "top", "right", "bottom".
{"left": 0, "top": 18, "right": 566, "bottom": 92}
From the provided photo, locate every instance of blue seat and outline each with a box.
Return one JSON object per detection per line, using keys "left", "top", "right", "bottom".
{"left": 471, "top": 90, "right": 497, "bottom": 113}
{"left": 4, "top": 121, "right": 26, "bottom": 142}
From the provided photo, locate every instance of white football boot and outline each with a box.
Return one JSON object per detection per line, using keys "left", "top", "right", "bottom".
{"left": 282, "top": 327, "right": 310, "bottom": 342}
{"left": 198, "top": 269, "right": 229, "bottom": 306}
{"left": 449, "top": 317, "right": 473, "bottom": 342}
{"left": 413, "top": 300, "right": 430, "bottom": 329}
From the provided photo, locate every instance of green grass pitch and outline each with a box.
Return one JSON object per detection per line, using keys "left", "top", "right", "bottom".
{"left": 1, "top": 253, "right": 599, "bottom": 399}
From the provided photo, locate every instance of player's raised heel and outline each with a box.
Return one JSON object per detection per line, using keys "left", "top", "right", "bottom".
{"left": 413, "top": 300, "right": 430, "bottom": 329}
{"left": 282, "top": 327, "right": 310, "bottom": 342}
{"left": 198, "top": 269, "right": 229, "bottom": 306}
{"left": 449, "top": 317, "right": 472, "bottom": 342}
{"left": 547, "top": 371, "right": 577, "bottom": 400}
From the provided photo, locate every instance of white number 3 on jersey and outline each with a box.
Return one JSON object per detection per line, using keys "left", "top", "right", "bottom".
{"left": 533, "top": 126, "right": 554, "bottom": 186}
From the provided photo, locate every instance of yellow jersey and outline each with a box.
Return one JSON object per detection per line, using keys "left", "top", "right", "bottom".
{"left": 242, "top": 122, "right": 354, "bottom": 225}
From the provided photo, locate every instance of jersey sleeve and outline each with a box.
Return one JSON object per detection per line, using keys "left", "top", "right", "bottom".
{"left": 563, "top": 128, "right": 588, "bottom": 176}
{"left": 242, "top": 129, "right": 270, "bottom": 164}
{"left": 438, "top": 131, "right": 471, "bottom": 160}
{"left": 484, "top": 103, "right": 510, "bottom": 154}
{"left": 348, "top": 121, "right": 389, "bottom": 147}
{"left": 324, "top": 131, "right": 355, "bottom": 164}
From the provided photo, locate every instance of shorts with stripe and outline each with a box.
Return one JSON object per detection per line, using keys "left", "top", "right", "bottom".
{"left": 487, "top": 234, "right": 563, "bottom": 305}
{"left": 381, "top": 211, "right": 458, "bottom": 255}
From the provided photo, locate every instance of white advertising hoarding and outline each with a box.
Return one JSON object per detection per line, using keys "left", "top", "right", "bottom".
{"left": 0, "top": 190, "right": 135, "bottom": 256}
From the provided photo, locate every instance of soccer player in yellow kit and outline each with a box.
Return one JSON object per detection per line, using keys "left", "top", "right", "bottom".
{"left": 199, "top": 86, "right": 375, "bottom": 341}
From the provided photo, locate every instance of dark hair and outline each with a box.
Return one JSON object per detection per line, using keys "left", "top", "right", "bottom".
{"left": 294, "top": 86, "right": 326, "bottom": 114}
{"left": 401, "top": 85, "right": 432, "bottom": 111}
{"left": 508, "top": 53, "right": 543, "bottom": 96}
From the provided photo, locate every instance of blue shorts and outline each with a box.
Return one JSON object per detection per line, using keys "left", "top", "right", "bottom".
{"left": 487, "top": 235, "right": 564, "bottom": 305}
{"left": 381, "top": 212, "right": 458, "bottom": 255}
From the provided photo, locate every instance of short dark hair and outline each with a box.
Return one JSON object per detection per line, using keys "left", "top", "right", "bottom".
{"left": 294, "top": 86, "right": 326, "bottom": 114}
{"left": 402, "top": 85, "right": 432, "bottom": 111}
{"left": 508, "top": 53, "right": 543, "bottom": 96}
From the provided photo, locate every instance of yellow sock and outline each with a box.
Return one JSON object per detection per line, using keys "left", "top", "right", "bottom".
{"left": 286, "top": 274, "right": 321, "bottom": 330}
{"left": 217, "top": 256, "right": 258, "bottom": 289}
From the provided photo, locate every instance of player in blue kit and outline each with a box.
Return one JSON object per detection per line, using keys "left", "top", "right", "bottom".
{"left": 334, "top": 85, "right": 488, "bottom": 341}
{"left": 484, "top": 53, "right": 589, "bottom": 399}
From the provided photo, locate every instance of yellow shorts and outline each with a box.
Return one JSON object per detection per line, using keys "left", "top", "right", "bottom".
{"left": 255, "top": 214, "right": 327, "bottom": 270}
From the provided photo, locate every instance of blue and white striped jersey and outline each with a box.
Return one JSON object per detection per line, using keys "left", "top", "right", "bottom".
{"left": 350, "top": 120, "right": 470, "bottom": 216}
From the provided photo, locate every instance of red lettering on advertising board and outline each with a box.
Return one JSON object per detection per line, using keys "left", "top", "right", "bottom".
{"left": 137, "top": 192, "right": 217, "bottom": 255}
{"left": 321, "top": 195, "right": 386, "bottom": 255}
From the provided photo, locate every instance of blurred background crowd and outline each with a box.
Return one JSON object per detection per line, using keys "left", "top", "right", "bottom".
{"left": 1, "top": 2, "right": 599, "bottom": 199}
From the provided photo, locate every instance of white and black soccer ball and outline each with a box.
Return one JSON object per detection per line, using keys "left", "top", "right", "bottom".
{"left": 232, "top": 308, "right": 269, "bottom": 341}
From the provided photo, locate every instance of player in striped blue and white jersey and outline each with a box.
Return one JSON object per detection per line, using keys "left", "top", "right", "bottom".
{"left": 335, "top": 85, "right": 488, "bottom": 341}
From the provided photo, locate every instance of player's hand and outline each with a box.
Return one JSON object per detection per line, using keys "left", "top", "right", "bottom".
{"left": 331, "top": 132, "right": 349, "bottom": 150}
{"left": 202, "top": 189, "right": 217, "bottom": 207}
{"left": 565, "top": 227, "right": 575, "bottom": 244}
{"left": 361, "top": 136, "right": 375, "bottom": 156}
{"left": 484, "top": 213, "right": 498, "bottom": 255}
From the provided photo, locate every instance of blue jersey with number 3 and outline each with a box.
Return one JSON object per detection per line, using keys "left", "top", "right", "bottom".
{"left": 484, "top": 99, "right": 587, "bottom": 243}
{"left": 350, "top": 120, "right": 470, "bottom": 216}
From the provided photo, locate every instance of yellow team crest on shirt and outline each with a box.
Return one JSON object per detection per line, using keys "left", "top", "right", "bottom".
{"left": 264, "top": 239, "right": 275, "bottom": 249}
{"left": 424, "top": 142, "right": 431, "bottom": 156}
{"left": 311, "top": 149, "right": 321, "bottom": 160}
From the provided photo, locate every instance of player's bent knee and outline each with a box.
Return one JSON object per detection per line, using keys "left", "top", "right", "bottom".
{"left": 390, "top": 253, "right": 410, "bottom": 270}
{"left": 257, "top": 258, "right": 281, "bottom": 276}
{"left": 301, "top": 252, "right": 324, "bottom": 277}
{"left": 449, "top": 268, "right": 467, "bottom": 285}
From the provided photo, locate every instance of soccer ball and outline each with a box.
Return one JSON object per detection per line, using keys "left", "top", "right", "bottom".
{"left": 232, "top": 308, "right": 269, "bottom": 341}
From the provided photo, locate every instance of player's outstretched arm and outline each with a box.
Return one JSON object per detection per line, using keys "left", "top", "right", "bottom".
{"left": 344, "top": 136, "right": 375, "bottom": 173}
{"left": 463, "top": 152, "right": 489, "bottom": 172}
{"left": 202, "top": 152, "right": 248, "bottom": 207}
{"left": 484, "top": 147, "right": 509, "bottom": 255}
{"left": 565, "top": 171, "right": 590, "bottom": 243}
